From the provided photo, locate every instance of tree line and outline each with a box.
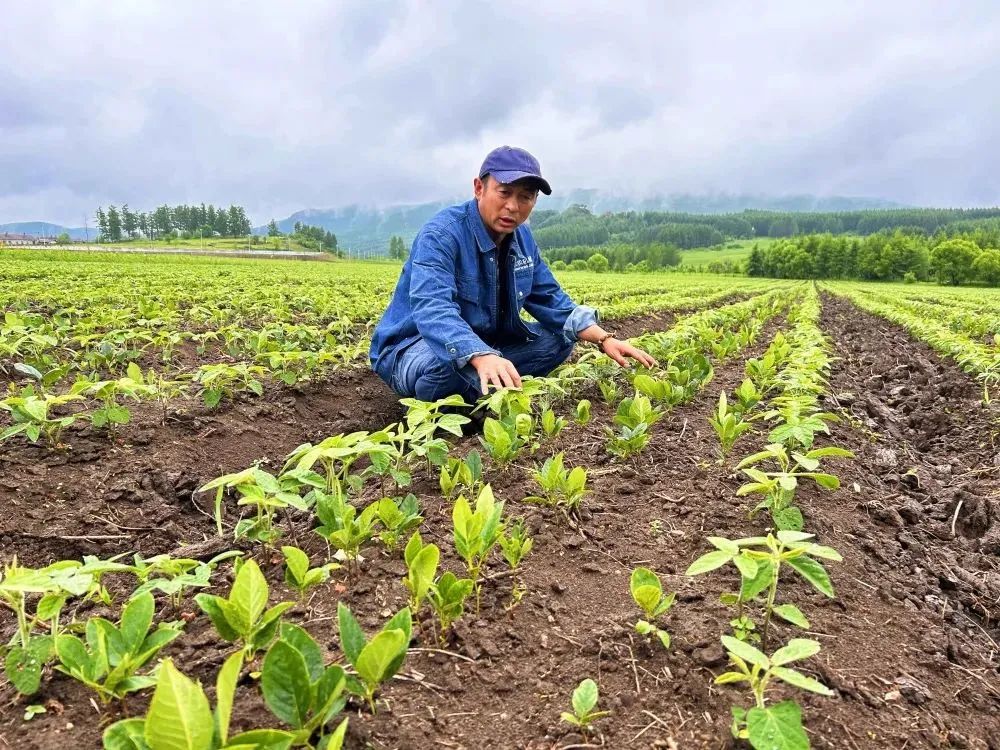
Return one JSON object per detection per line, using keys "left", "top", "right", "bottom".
{"left": 746, "top": 230, "right": 1000, "bottom": 286}
{"left": 530, "top": 204, "right": 1000, "bottom": 250}
{"left": 95, "top": 204, "right": 253, "bottom": 242}
{"left": 261, "top": 221, "right": 339, "bottom": 252}
{"left": 543, "top": 242, "right": 681, "bottom": 272}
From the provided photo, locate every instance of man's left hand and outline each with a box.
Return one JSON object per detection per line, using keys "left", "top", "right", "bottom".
{"left": 602, "top": 338, "right": 658, "bottom": 368}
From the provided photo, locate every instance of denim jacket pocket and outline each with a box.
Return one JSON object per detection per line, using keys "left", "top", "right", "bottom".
{"left": 456, "top": 275, "right": 480, "bottom": 301}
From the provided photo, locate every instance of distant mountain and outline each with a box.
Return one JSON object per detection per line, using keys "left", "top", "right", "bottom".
{"left": 257, "top": 192, "right": 905, "bottom": 254}
{"left": 0, "top": 222, "right": 92, "bottom": 241}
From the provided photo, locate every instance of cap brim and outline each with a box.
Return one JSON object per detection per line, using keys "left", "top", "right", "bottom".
{"left": 487, "top": 169, "right": 552, "bottom": 195}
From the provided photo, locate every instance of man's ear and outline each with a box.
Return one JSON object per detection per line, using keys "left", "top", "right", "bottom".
{"left": 473, "top": 177, "right": 484, "bottom": 200}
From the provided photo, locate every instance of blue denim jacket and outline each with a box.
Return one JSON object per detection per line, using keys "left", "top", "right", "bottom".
{"left": 369, "top": 199, "right": 598, "bottom": 381}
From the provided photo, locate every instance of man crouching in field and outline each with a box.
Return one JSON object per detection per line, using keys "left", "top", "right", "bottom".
{"left": 369, "top": 146, "right": 656, "bottom": 404}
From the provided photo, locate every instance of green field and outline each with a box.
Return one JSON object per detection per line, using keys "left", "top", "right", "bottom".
{"left": 679, "top": 237, "right": 779, "bottom": 268}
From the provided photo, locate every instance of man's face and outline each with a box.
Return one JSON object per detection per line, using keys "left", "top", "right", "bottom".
{"left": 474, "top": 176, "right": 538, "bottom": 240}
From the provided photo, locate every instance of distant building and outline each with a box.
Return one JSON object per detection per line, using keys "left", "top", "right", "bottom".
{"left": 0, "top": 233, "right": 57, "bottom": 246}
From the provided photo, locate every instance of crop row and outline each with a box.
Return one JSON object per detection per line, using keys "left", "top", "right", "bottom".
{"left": 826, "top": 282, "right": 1000, "bottom": 402}
{"left": 688, "top": 284, "right": 854, "bottom": 747}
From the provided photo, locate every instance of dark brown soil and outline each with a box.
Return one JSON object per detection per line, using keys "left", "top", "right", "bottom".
{"left": 2, "top": 297, "right": 1000, "bottom": 750}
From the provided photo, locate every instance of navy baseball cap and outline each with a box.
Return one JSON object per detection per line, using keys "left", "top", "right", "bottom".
{"left": 479, "top": 146, "right": 552, "bottom": 195}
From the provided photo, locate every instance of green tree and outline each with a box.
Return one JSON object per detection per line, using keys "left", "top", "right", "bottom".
{"left": 569, "top": 259, "right": 588, "bottom": 271}
{"left": 121, "top": 204, "right": 138, "bottom": 239}
{"left": 56, "top": 232, "right": 71, "bottom": 245}
{"left": 586, "top": 253, "right": 610, "bottom": 273}
{"left": 931, "top": 239, "right": 980, "bottom": 285}
{"left": 550, "top": 259, "right": 567, "bottom": 271}
{"left": 95, "top": 207, "right": 108, "bottom": 242}
{"left": 746, "top": 245, "right": 765, "bottom": 277}
{"left": 973, "top": 248, "right": 1000, "bottom": 286}
{"left": 267, "top": 219, "right": 281, "bottom": 237}
{"left": 106, "top": 205, "right": 123, "bottom": 242}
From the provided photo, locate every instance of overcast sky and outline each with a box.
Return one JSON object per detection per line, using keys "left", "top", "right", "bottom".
{"left": 3, "top": 1, "right": 999, "bottom": 226}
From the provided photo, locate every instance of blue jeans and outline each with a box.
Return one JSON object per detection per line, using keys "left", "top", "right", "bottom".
{"left": 389, "top": 327, "right": 576, "bottom": 402}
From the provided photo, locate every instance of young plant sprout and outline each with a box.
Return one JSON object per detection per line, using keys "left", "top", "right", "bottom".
{"left": 560, "top": 678, "right": 609, "bottom": 735}
{"left": 686, "top": 531, "right": 841, "bottom": 648}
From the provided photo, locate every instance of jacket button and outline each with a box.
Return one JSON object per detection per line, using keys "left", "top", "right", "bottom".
{"left": 518, "top": 291, "right": 523, "bottom": 297}
{"left": 449, "top": 347, "right": 456, "bottom": 353}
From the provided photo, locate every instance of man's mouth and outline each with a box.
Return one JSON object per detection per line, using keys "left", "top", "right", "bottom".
{"left": 498, "top": 217, "right": 516, "bottom": 228}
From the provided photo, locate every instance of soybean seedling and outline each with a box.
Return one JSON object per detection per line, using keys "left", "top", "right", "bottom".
{"left": 560, "top": 678, "right": 609, "bottom": 735}
{"left": 709, "top": 391, "right": 754, "bottom": 460}
{"left": 373, "top": 494, "right": 423, "bottom": 550}
{"left": 337, "top": 603, "right": 411, "bottom": 712}
{"left": 498, "top": 518, "right": 534, "bottom": 571}
{"left": 717, "top": 636, "right": 833, "bottom": 749}
{"left": 452, "top": 485, "right": 505, "bottom": 610}
{"left": 428, "top": 572, "right": 474, "bottom": 639}
{"left": 403, "top": 532, "right": 439, "bottom": 613}
{"left": 103, "top": 656, "right": 320, "bottom": 750}
{"left": 737, "top": 443, "right": 854, "bottom": 531}
{"left": 281, "top": 545, "right": 341, "bottom": 603}
{"left": 54, "top": 593, "right": 184, "bottom": 703}
{"left": 686, "top": 531, "right": 842, "bottom": 649}
{"left": 439, "top": 449, "right": 483, "bottom": 501}
{"left": 195, "top": 559, "right": 293, "bottom": 659}
{"left": 524, "top": 452, "right": 588, "bottom": 518}
{"left": 629, "top": 567, "right": 675, "bottom": 649}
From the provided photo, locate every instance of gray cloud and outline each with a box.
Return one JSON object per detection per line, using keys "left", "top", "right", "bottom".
{"left": 2, "top": 0, "right": 999, "bottom": 225}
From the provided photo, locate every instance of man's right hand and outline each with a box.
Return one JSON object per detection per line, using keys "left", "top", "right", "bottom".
{"left": 470, "top": 354, "right": 523, "bottom": 395}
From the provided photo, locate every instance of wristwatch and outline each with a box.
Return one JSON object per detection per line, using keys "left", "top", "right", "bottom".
{"left": 596, "top": 332, "right": 616, "bottom": 351}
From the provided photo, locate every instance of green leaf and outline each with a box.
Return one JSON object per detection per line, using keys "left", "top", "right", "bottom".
{"left": 685, "top": 549, "right": 734, "bottom": 576}
{"left": 572, "top": 678, "right": 600, "bottom": 716}
{"left": 785, "top": 555, "right": 835, "bottom": 598}
{"left": 403, "top": 531, "right": 422, "bottom": 566}
{"left": 281, "top": 546, "right": 309, "bottom": 588}
{"left": 5, "top": 642, "right": 48, "bottom": 695}
{"left": 732, "top": 553, "right": 758, "bottom": 580}
{"left": 317, "top": 718, "right": 349, "bottom": 750}
{"left": 707, "top": 536, "right": 740, "bottom": 554}
{"left": 230, "top": 560, "right": 269, "bottom": 632}
{"left": 214, "top": 652, "right": 243, "bottom": 745}
{"left": 721, "top": 635, "right": 769, "bottom": 669}
{"left": 770, "top": 638, "right": 821, "bottom": 666}
{"left": 714, "top": 671, "right": 750, "bottom": 685}
{"left": 771, "top": 666, "right": 835, "bottom": 696}
{"left": 144, "top": 660, "right": 214, "bottom": 750}
{"left": 336, "top": 603, "right": 366, "bottom": 666}
{"left": 261, "top": 640, "right": 313, "bottom": 728}
{"left": 745, "top": 701, "right": 809, "bottom": 750}
{"left": 224, "top": 729, "right": 295, "bottom": 749}
{"left": 772, "top": 604, "right": 809, "bottom": 629}
{"left": 120, "top": 592, "right": 155, "bottom": 652}
{"left": 194, "top": 595, "right": 239, "bottom": 642}
{"left": 804, "top": 446, "right": 853, "bottom": 460}
{"left": 772, "top": 505, "right": 804, "bottom": 531}
{"left": 775, "top": 530, "right": 813, "bottom": 544}
{"left": 355, "top": 629, "right": 407, "bottom": 690}
{"left": 103, "top": 718, "right": 150, "bottom": 750}
{"left": 804, "top": 472, "right": 840, "bottom": 490}
{"left": 278, "top": 623, "right": 324, "bottom": 682}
